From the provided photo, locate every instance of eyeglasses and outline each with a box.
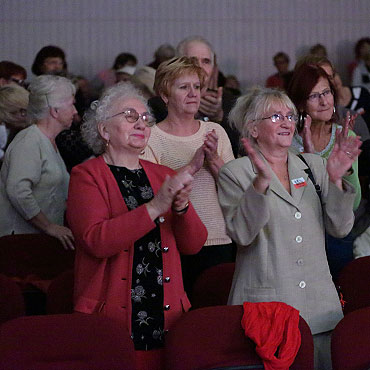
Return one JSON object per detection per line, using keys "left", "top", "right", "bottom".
{"left": 107, "top": 108, "right": 156, "bottom": 127}
{"left": 252, "top": 113, "right": 298, "bottom": 123}
{"left": 307, "top": 89, "right": 333, "bottom": 102}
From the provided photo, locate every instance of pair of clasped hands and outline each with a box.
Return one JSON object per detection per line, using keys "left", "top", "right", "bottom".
{"left": 244, "top": 112, "right": 362, "bottom": 194}
{"left": 146, "top": 129, "right": 220, "bottom": 220}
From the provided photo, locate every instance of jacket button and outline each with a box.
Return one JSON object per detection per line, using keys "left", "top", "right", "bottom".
{"left": 164, "top": 277, "right": 170, "bottom": 283}
{"left": 159, "top": 216, "right": 165, "bottom": 223}
{"left": 163, "top": 246, "right": 169, "bottom": 253}
{"left": 299, "top": 281, "right": 306, "bottom": 289}
{"left": 295, "top": 212, "right": 302, "bottom": 219}
{"left": 297, "top": 259, "right": 304, "bottom": 266}
{"left": 295, "top": 235, "right": 303, "bottom": 243}
{"left": 164, "top": 304, "right": 170, "bottom": 310}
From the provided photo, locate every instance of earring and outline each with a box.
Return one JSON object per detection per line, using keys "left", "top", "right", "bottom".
{"left": 333, "top": 106, "right": 336, "bottom": 114}
{"left": 105, "top": 139, "right": 110, "bottom": 149}
{"left": 140, "top": 149, "right": 145, "bottom": 155}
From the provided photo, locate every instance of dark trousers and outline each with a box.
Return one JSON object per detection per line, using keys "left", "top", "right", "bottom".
{"left": 181, "top": 243, "right": 236, "bottom": 299}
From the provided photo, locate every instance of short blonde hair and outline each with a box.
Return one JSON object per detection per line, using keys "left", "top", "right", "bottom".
{"left": 154, "top": 56, "right": 206, "bottom": 97}
{"left": 229, "top": 86, "right": 297, "bottom": 141}
{"left": 0, "top": 85, "right": 29, "bottom": 124}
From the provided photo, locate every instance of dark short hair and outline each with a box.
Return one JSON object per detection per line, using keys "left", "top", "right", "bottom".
{"left": 287, "top": 64, "right": 337, "bottom": 121}
{"left": 31, "top": 45, "right": 67, "bottom": 76}
{"left": 273, "top": 52, "right": 289, "bottom": 64}
{"left": 354, "top": 37, "right": 370, "bottom": 59}
{"left": 0, "top": 61, "right": 27, "bottom": 80}
{"left": 112, "top": 53, "right": 137, "bottom": 70}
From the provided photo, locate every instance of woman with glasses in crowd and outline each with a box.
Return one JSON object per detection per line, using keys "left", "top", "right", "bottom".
{"left": 0, "top": 75, "right": 76, "bottom": 249}
{"left": 218, "top": 86, "right": 360, "bottom": 369}
{"left": 67, "top": 82, "right": 207, "bottom": 370}
{"left": 288, "top": 63, "right": 361, "bottom": 210}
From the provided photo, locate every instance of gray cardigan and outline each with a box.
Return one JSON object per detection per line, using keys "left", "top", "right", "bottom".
{"left": 0, "top": 125, "right": 69, "bottom": 236}
{"left": 218, "top": 151, "right": 355, "bottom": 334}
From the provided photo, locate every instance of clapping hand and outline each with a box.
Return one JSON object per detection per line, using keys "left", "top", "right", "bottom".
{"left": 327, "top": 119, "right": 362, "bottom": 187}
{"left": 204, "top": 129, "right": 219, "bottom": 162}
{"left": 242, "top": 138, "right": 271, "bottom": 194}
{"left": 147, "top": 170, "right": 194, "bottom": 219}
{"left": 301, "top": 114, "right": 315, "bottom": 153}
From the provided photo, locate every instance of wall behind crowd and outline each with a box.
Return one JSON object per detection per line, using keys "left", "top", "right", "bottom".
{"left": 1, "top": 0, "right": 369, "bottom": 89}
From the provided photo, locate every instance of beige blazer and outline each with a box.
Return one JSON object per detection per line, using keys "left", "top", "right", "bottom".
{"left": 218, "top": 151, "right": 355, "bottom": 334}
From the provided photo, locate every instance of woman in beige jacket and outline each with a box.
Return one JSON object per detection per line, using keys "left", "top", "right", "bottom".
{"left": 218, "top": 87, "right": 361, "bottom": 370}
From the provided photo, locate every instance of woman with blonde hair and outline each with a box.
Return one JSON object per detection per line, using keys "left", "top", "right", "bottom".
{"left": 0, "top": 85, "right": 30, "bottom": 164}
{"left": 219, "top": 86, "right": 360, "bottom": 369}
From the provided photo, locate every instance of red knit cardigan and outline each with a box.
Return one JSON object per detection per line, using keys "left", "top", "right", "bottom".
{"left": 66, "top": 156, "right": 207, "bottom": 334}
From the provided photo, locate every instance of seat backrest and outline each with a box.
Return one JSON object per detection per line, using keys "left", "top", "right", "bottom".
{"left": 191, "top": 262, "right": 235, "bottom": 309}
{"left": 0, "top": 234, "right": 75, "bottom": 280}
{"left": 331, "top": 307, "right": 370, "bottom": 370}
{"left": 336, "top": 256, "right": 370, "bottom": 315}
{"left": 0, "top": 313, "right": 135, "bottom": 370}
{"left": 0, "top": 274, "right": 25, "bottom": 325}
{"left": 46, "top": 269, "right": 74, "bottom": 314}
{"left": 165, "top": 305, "right": 314, "bottom": 370}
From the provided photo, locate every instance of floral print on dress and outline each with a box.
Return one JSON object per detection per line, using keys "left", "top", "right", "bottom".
{"left": 109, "top": 164, "right": 165, "bottom": 351}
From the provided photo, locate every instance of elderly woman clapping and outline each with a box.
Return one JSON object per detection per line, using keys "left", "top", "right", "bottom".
{"left": 217, "top": 87, "right": 361, "bottom": 369}
{"left": 66, "top": 82, "right": 207, "bottom": 370}
{"left": 0, "top": 75, "right": 76, "bottom": 249}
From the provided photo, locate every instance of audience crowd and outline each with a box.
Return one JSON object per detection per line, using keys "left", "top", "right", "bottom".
{"left": 1, "top": 35, "right": 370, "bottom": 370}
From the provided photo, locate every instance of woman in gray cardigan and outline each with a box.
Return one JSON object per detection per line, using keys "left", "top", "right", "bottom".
{"left": 0, "top": 75, "right": 76, "bottom": 249}
{"left": 218, "top": 87, "right": 361, "bottom": 370}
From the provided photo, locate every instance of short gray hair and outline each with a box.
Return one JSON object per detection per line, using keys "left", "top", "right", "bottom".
{"left": 81, "top": 82, "right": 150, "bottom": 155}
{"left": 228, "top": 86, "right": 297, "bottom": 141}
{"left": 27, "top": 75, "right": 76, "bottom": 122}
{"left": 177, "top": 35, "right": 215, "bottom": 64}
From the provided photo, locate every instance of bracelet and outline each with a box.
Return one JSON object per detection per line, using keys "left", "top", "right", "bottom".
{"left": 173, "top": 202, "right": 189, "bottom": 214}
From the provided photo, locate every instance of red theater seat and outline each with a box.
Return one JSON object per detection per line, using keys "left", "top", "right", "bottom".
{"left": 0, "top": 313, "right": 135, "bottom": 370}
{"left": 165, "top": 305, "right": 314, "bottom": 370}
{"left": 332, "top": 306, "right": 370, "bottom": 370}
{"left": 336, "top": 256, "right": 370, "bottom": 315}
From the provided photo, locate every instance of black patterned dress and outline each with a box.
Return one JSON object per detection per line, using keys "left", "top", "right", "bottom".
{"left": 109, "top": 165, "right": 164, "bottom": 351}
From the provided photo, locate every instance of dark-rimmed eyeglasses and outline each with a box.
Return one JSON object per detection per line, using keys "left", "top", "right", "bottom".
{"left": 252, "top": 113, "right": 298, "bottom": 123}
{"left": 107, "top": 108, "right": 156, "bottom": 127}
{"left": 307, "top": 89, "right": 333, "bottom": 103}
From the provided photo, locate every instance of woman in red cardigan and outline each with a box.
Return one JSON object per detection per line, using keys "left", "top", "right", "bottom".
{"left": 66, "top": 82, "right": 207, "bottom": 370}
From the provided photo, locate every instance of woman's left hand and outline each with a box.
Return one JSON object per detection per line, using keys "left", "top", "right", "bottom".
{"left": 204, "top": 129, "right": 219, "bottom": 162}
{"left": 203, "top": 129, "right": 225, "bottom": 177}
{"left": 327, "top": 126, "right": 362, "bottom": 187}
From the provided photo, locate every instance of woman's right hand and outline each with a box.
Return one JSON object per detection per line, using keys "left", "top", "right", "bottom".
{"left": 242, "top": 138, "right": 271, "bottom": 194}
{"left": 301, "top": 115, "right": 315, "bottom": 153}
{"left": 188, "top": 145, "right": 205, "bottom": 175}
{"left": 146, "top": 170, "right": 194, "bottom": 220}
{"left": 45, "top": 224, "right": 75, "bottom": 250}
